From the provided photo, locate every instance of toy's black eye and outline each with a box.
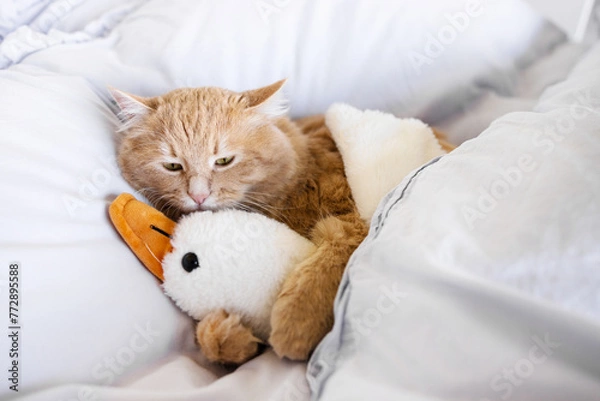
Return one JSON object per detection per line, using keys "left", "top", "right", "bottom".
{"left": 181, "top": 252, "right": 199, "bottom": 272}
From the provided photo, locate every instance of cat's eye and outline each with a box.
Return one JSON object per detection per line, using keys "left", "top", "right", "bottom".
{"left": 215, "top": 156, "right": 234, "bottom": 166}
{"left": 163, "top": 162, "right": 183, "bottom": 171}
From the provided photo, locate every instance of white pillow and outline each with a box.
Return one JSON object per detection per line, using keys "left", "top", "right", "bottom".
{"left": 12, "top": 0, "right": 563, "bottom": 128}
{"left": 0, "top": 65, "right": 197, "bottom": 396}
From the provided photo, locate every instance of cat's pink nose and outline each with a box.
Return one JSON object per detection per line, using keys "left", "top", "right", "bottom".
{"left": 189, "top": 192, "right": 209, "bottom": 205}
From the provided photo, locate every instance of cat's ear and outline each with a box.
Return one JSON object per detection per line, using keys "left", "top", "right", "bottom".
{"left": 108, "top": 87, "right": 156, "bottom": 129}
{"left": 244, "top": 79, "right": 288, "bottom": 117}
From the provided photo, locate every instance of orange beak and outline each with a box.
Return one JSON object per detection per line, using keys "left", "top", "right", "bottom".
{"left": 109, "top": 193, "right": 175, "bottom": 281}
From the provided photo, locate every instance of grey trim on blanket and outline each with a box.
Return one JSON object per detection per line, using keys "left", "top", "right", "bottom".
{"left": 372, "top": 155, "right": 443, "bottom": 238}
{"left": 307, "top": 155, "right": 444, "bottom": 398}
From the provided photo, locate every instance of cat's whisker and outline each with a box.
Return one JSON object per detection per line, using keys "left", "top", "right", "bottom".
{"left": 234, "top": 201, "right": 285, "bottom": 224}
{"left": 236, "top": 198, "right": 271, "bottom": 214}
{"left": 139, "top": 189, "right": 167, "bottom": 210}
{"left": 232, "top": 202, "right": 254, "bottom": 214}
{"left": 240, "top": 197, "right": 282, "bottom": 214}
{"left": 135, "top": 187, "right": 159, "bottom": 200}
{"left": 238, "top": 198, "right": 293, "bottom": 227}
{"left": 242, "top": 193, "right": 296, "bottom": 211}
{"left": 142, "top": 190, "right": 182, "bottom": 220}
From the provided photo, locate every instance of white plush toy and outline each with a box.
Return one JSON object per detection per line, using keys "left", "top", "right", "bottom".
{"left": 162, "top": 210, "right": 316, "bottom": 341}
{"left": 110, "top": 104, "right": 446, "bottom": 345}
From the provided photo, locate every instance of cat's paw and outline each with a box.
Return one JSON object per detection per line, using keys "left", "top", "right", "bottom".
{"left": 196, "top": 309, "right": 262, "bottom": 365}
{"left": 269, "top": 279, "right": 332, "bottom": 361}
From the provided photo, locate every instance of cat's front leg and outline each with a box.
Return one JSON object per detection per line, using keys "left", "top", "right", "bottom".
{"left": 269, "top": 214, "right": 367, "bottom": 360}
{"left": 196, "top": 309, "right": 263, "bottom": 364}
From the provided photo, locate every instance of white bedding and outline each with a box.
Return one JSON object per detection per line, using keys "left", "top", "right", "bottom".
{"left": 0, "top": 1, "right": 597, "bottom": 400}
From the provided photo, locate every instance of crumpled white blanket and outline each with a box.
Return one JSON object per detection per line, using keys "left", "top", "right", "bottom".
{"left": 0, "top": 0, "right": 141, "bottom": 68}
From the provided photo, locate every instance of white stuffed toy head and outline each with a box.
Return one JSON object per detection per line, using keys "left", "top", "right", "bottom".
{"left": 162, "top": 209, "right": 316, "bottom": 341}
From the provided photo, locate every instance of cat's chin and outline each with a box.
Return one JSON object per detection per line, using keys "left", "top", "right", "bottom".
{"left": 197, "top": 204, "right": 218, "bottom": 212}
{"left": 182, "top": 202, "right": 227, "bottom": 213}
{"left": 182, "top": 204, "right": 210, "bottom": 213}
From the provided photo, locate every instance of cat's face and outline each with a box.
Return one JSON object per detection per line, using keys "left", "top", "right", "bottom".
{"left": 111, "top": 80, "right": 297, "bottom": 219}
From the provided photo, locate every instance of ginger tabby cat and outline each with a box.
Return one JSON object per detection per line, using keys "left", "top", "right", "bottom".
{"left": 110, "top": 80, "right": 453, "bottom": 364}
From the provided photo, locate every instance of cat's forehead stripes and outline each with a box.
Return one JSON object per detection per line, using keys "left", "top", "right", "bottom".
{"left": 163, "top": 92, "right": 238, "bottom": 158}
